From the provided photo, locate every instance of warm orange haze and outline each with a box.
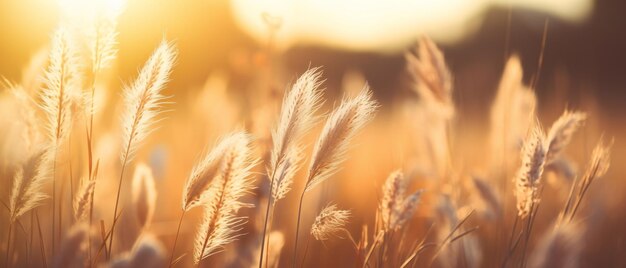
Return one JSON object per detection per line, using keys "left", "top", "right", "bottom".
{"left": 1, "top": 0, "right": 625, "bottom": 267}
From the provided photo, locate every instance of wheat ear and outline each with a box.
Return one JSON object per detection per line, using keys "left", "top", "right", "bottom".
{"left": 194, "top": 132, "right": 257, "bottom": 263}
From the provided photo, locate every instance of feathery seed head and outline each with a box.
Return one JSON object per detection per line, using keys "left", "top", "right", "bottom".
{"left": 515, "top": 124, "right": 547, "bottom": 218}
{"left": 9, "top": 147, "right": 48, "bottom": 222}
{"left": 193, "top": 132, "right": 257, "bottom": 263}
{"left": 311, "top": 203, "right": 351, "bottom": 241}
{"left": 41, "top": 27, "right": 81, "bottom": 146}
{"left": 305, "top": 86, "right": 377, "bottom": 192}
{"left": 545, "top": 111, "right": 586, "bottom": 163}
{"left": 73, "top": 178, "right": 96, "bottom": 222}
{"left": 121, "top": 40, "right": 177, "bottom": 163}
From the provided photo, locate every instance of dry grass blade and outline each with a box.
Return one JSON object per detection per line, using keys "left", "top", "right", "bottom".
{"left": 132, "top": 163, "right": 157, "bottom": 230}
{"left": 311, "top": 204, "right": 351, "bottom": 241}
{"left": 545, "top": 111, "right": 586, "bottom": 163}
{"left": 53, "top": 223, "right": 89, "bottom": 268}
{"left": 73, "top": 178, "right": 96, "bottom": 221}
{"left": 305, "top": 86, "right": 377, "bottom": 192}
{"left": 514, "top": 124, "right": 546, "bottom": 218}
{"left": 193, "top": 132, "right": 257, "bottom": 263}
{"left": 562, "top": 139, "right": 612, "bottom": 222}
{"left": 9, "top": 148, "right": 48, "bottom": 222}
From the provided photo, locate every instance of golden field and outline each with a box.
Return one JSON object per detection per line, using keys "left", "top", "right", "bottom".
{"left": 0, "top": 1, "right": 625, "bottom": 267}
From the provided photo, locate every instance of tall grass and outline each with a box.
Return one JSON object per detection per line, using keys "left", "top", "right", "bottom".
{"left": 0, "top": 4, "right": 619, "bottom": 268}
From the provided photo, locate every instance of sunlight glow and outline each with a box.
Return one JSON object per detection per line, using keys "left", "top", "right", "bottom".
{"left": 231, "top": 0, "right": 593, "bottom": 52}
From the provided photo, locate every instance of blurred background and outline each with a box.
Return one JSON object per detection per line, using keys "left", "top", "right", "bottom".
{"left": 1, "top": 0, "right": 625, "bottom": 266}
{"left": 1, "top": 0, "right": 625, "bottom": 113}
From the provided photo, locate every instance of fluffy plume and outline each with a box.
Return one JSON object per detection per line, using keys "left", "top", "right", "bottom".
{"left": 545, "top": 111, "right": 586, "bottom": 163}
{"left": 405, "top": 37, "right": 454, "bottom": 177}
{"left": 73, "top": 178, "right": 96, "bottom": 221}
{"left": 269, "top": 68, "right": 323, "bottom": 200}
{"left": 9, "top": 148, "right": 48, "bottom": 222}
{"left": 405, "top": 36, "right": 453, "bottom": 106}
{"left": 132, "top": 163, "right": 157, "bottom": 230}
{"left": 53, "top": 224, "right": 89, "bottom": 268}
{"left": 305, "top": 87, "right": 377, "bottom": 192}
{"left": 87, "top": 4, "right": 123, "bottom": 73}
{"left": 41, "top": 27, "right": 80, "bottom": 146}
{"left": 311, "top": 204, "right": 351, "bottom": 241}
{"left": 380, "top": 171, "right": 407, "bottom": 230}
{"left": 379, "top": 170, "right": 424, "bottom": 231}
{"left": 271, "top": 148, "right": 300, "bottom": 201}
{"left": 529, "top": 222, "right": 582, "bottom": 268}
{"left": 193, "top": 132, "right": 257, "bottom": 263}
{"left": 490, "top": 55, "right": 537, "bottom": 171}
{"left": 514, "top": 125, "right": 547, "bottom": 218}
{"left": 120, "top": 40, "right": 176, "bottom": 163}
{"left": 182, "top": 135, "right": 232, "bottom": 211}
